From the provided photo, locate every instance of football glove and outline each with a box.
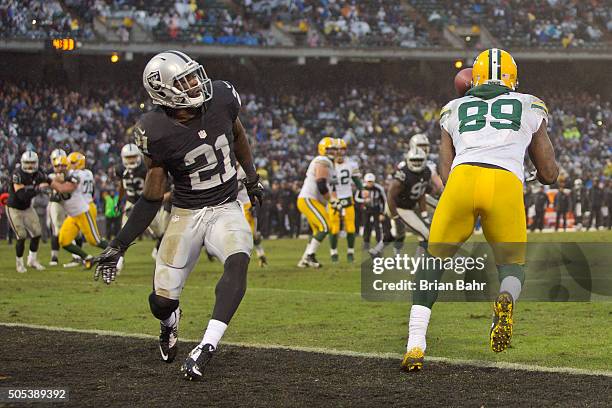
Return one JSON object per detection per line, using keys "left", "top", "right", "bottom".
{"left": 243, "top": 175, "right": 264, "bottom": 207}
{"left": 329, "top": 198, "right": 343, "bottom": 213}
{"left": 93, "top": 245, "right": 124, "bottom": 285}
{"left": 525, "top": 171, "right": 538, "bottom": 183}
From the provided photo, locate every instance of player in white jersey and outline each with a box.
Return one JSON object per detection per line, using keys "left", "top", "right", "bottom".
{"left": 50, "top": 152, "right": 108, "bottom": 268}
{"left": 296, "top": 137, "right": 338, "bottom": 268}
{"left": 402, "top": 49, "right": 559, "bottom": 372}
{"left": 328, "top": 138, "right": 362, "bottom": 262}
{"left": 47, "top": 149, "right": 69, "bottom": 265}
{"left": 236, "top": 165, "right": 267, "bottom": 267}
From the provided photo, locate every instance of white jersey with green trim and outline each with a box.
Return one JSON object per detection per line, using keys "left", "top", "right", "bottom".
{"left": 298, "top": 155, "right": 336, "bottom": 203}
{"left": 440, "top": 90, "right": 548, "bottom": 182}
{"left": 334, "top": 159, "right": 360, "bottom": 199}
{"left": 62, "top": 169, "right": 92, "bottom": 216}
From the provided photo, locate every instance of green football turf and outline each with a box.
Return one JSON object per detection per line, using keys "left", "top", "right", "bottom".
{"left": 0, "top": 231, "right": 610, "bottom": 371}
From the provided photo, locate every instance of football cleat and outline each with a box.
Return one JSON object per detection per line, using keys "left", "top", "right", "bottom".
{"left": 16, "top": 258, "right": 27, "bottom": 273}
{"left": 159, "top": 309, "right": 182, "bottom": 363}
{"left": 490, "top": 292, "right": 514, "bottom": 353}
{"left": 401, "top": 347, "right": 425, "bottom": 372}
{"left": 181, "top": 344, "right": 215, "bottom": 381}
{"left": 331, "top": 254, "right": 339, "bottom": 263}
{"left": 258, "top": 255, "right": 268, "bottom": 267}
{"left": 297, "top": 254, "right": 321, "bottom": 268}
{"left": 27, "top": 258, "right": 46, "bottom": 271}
{"left": 49, "top": 256, "right": 59, "bottom": 266}
{"left": 83, "top": 255, "right": 95, "bottom": 270}
{"left": 63, "top": 256, "right": 82, "bottom": 268}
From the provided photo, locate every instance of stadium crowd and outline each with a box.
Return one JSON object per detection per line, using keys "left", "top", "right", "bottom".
{"left": 1, "top": 0, "right": 609, "bottom": 48}
{"left": 0, "top": 79, "right": 610, "bottom": 239}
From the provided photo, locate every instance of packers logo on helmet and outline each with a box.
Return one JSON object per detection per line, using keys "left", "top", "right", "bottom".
{"left": 67, "top": 152, "right": 86, "bottom": 170}
{"left": 318, "top": 137, "right": 336, "bottom": 158}
{"left": 472, "top": 48, "right": 518, "bottom": 90}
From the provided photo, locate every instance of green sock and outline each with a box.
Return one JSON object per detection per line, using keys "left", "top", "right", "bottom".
{"left": 347, "top": 233, "right": 355, "bottom": 250}
{"left": 97, "top": 240, "right": 109, "bottom": 249}
{"left": 314, "top": 231, "right": 327, "bottom": 242}
{"left": 412, "top": 252, "right": 445, "bottom": 309}
{"left": 64, "top": 244, "right": 88, "bottom": 259}
{"left": 498, "top": 264, "right": 525, "bottom": 284}
{"left": 329, "top": 234, "right": 338, "bottom": 250}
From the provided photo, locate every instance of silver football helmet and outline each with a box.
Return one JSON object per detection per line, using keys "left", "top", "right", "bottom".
{"left": 405, "top": 147, "right": 427, "bottom": 173}
{"left": 21, "top": 151, "right": 39, "bottom": 173}
{"left": 142, "top": 50, "right": 213, "bottom": 109}
{"left": 409, "top": 133, "right": 430, "bottom": 155}
{"left": 121, "top": 143, "right": 142, "bottom": 169}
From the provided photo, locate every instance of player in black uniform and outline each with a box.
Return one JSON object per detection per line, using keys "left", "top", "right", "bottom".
{"left": 7, "top": 151, "right": 49, "bottom": 272}
{"left": 386, "top": 147, "right": 432, "bottom": 252}
{"left": 93, "top": 50, "right": 263, "bottom": 381}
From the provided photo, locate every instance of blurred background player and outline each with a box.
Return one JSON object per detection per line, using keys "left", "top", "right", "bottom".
{"left": 117, "top": 143, "right": 170, "bottom": 259}
{"left": 237, "top": 165, "right": 267, "bottom": 266}
{"left": 328, "top": 138, "right": 362, "bottom": 263}
{"left": 403, "top": 48, "right": 559, "bottom": 372}
{"left": 6, "top": 151, "right": 48, "bottom": 272}
{"left": 297, "top": 137, "right": 337, "bottom": 268}
{"left": 572, "top": 179, "right": 587, "bottom": 231}
{"left": 386, "top": 147, "right": 432, "bottom": 255}
{"left": 46, "top": 148, "right": 80, "bottom": 266}
{"left": 355, "top": 173, "right": 386, "bottom": 257}
{"left": 50, "top": 152, "right": 108, "bottom": 268}
{"left": 409, "top": 133, "right": 443, "bottom": 209}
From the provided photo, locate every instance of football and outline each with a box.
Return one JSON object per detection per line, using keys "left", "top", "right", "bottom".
{"left": 454, "top": 68, "right": 473, "bottom": 96}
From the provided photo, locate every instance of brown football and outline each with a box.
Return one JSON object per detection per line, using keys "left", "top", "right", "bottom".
{"left": 454, "top": 68, "right": 473, "bottom": 96}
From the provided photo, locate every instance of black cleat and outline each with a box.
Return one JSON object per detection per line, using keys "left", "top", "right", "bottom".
{"left": 258, "top": 255, "right": 268, "bottom": 267}
{"left": 159, "top": 309, "right": 182, "bottom": 363}
{"left": 181, "top": 344, "right": 215, "bottom": 381}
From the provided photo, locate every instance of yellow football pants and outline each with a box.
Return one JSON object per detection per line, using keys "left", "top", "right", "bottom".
{"left": 243, "top": 202, "right": 256, "bottom": 235}
{"left": 297, "top": 197, "right": 330, "bottom": 234}
{"left": 429, "top": 164, "right": 526, "bottom": 264}
{"left": 328, "top": 203, "right": 356, "bottom": 234}
{"left": 59, "top": 203, "right": 102, "bottom": 247}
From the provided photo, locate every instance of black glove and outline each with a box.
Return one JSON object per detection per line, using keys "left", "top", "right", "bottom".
{"left": 243, "top": 175, "right": 264, "bottom": 207}
{"left": 525, "top": 171, "right": 537, "bottom": 183}
{"left": 93, "top": 245, "right": 124, "bottom": 285}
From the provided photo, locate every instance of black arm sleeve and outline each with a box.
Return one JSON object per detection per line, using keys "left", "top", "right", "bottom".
{"left": 15, "top": 188, "right": 36, "bottom": 202}
{"left": 111, "top": 196, "right": 162, "bottom": 251}
{"left": 316, "top": 178, "right": 329, "bottom": 195}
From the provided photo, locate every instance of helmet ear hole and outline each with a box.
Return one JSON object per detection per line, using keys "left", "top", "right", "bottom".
{"left": 158, "top": 91, "right": 166, "bottom": 97}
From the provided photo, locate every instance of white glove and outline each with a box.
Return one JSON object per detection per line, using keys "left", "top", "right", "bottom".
{"left": 390, "top": 216, "right": 399, "bottom": 238}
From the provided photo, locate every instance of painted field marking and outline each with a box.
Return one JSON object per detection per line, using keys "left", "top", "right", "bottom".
{"left": 1, "top": 322, "right": 610, "bottom": 378}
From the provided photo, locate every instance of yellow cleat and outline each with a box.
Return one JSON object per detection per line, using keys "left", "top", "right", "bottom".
{"left": 490, "top": 292, "right": 514, "bottom": 353}
{"left": 401, "top": 347, "right": 424, "bottom": 372}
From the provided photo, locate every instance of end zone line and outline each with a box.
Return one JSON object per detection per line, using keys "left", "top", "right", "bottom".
{"left": 2, "top": 322, "right": 610, "bottom": 378}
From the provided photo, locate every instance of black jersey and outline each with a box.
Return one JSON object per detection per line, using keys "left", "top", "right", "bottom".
{"left": 8, "top": 166, "right": 47, "bottom": 210}
{"left": 134, "top": 80, "right": 241, "bottom": 209}
{"left": 393, "top": 162, "right": 432, "bottom": 210}
{"left": 117, "top": 162, "right": 147, "bottom": 204}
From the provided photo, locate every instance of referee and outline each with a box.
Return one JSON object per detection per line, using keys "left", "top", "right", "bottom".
{"left": 355, "top": 173, "right": 386, "bottom": 255}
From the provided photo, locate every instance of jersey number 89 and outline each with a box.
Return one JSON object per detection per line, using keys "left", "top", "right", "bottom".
{"left": 458, "top": 99, "right": 522, "bottom": 134}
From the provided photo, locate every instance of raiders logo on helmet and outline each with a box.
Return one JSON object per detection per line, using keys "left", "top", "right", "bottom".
{"left": 146, "top": 71, "right": 162, "bottom": 91}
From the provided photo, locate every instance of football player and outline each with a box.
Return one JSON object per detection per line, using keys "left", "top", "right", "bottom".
{"left": 47, "top": 149, "right": 67, "bottom": 266}
{"left": 408, "top": 133, "right": 443, "bottom": 208}
{"left": 6, "top": 151, "right": 49, "bottom": 272}
{"left": 92, "top": 50, "right": 263, "bottom": 381}
{"left": 237, "top": 165, "right": 267, "bottom": 266}
{"left": 296, "top": 137, "right": 337, "bottom": 268}
{"left": 354, "top": 173, "right": 386, "bottom": 256}
{"left": 328, "top": 138, "right": 362, "bottom": 262}
{"left": 117, "top": 143, "right": 171, "bottom": 259}
{"left": 50, "top": 153, "right": 108, "bottom": 267}
{"left": 402, "top": 49, "right": 559, "bottom": 372}
{"left": 386, "top": 147, "right": 432, "bottom": 254}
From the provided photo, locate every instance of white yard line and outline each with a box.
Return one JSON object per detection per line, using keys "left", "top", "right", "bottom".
{"left": 1, "top": 322, "right": 610, "bottom": 378}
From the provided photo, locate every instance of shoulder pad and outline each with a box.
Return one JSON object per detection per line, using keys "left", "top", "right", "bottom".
{"left": 394, "top": 169, "right": 406, "bottom": 182}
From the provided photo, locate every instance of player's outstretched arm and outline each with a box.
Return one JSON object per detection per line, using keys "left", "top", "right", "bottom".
{"left": 528, "top": 121, "right": 559, "bottom": 185}
{"left": 438, "top": 129, "right": 455, "bottom": 185}
{"left": 94, "top": 157, "right": 166, "bottom": 284}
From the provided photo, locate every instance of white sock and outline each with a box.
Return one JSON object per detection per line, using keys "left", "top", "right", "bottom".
{"left": 28, "top": 251, "right": 37, "bottom": 261}
{"left": 306, "top": 238, "right": 321, "bottom": 256}
{"left": 500, "top": 276, "right": 522, "bottom": 302}
{"left": 407, "top": 305, "right": 431, "bottom": 352}
{"left": 161, "top": 308, "right": 179, "bottom": 327}
{"left": 255, "top": 245, "right": 265, "bottom": 257}
{"left": 16, "top": 256, "right": 24, "bottom": 264}
{"left": 51, "top": 250, "right": 58, "bottom": 258}
{"left": 200, "top": 319, "right": 227, "bottom": 350}
{"left": 372, "top": 240, "right": 384, "bottom": 253}
{"left": 330, "top": 248, "right": 338, "bottom": 256}
{"left": 347, "top": 248, "right": 355, "bottom": 255}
